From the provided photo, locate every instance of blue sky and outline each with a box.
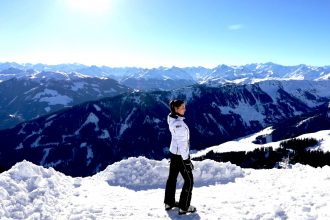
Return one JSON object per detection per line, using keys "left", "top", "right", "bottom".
{"left": 0, "top": 0, "right": 329, "bottom": 68}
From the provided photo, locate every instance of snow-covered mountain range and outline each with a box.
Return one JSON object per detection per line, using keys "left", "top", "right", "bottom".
{"left": 1, "top": 62, "right": 330, "bottom": 87}
{"left": 202, "top": 62, "right": 330, "bottom": 83}
{"left": 1, "top": 61, "right": 330, "bottom": 219}
{"left": 0, "top": 70, "right": 132, "bottom": 129}
{"left": 1, "top": 80, "right": 330, "bottom": 176}
{"left": 119, "top": 67, "right": 196, "bottom": 91}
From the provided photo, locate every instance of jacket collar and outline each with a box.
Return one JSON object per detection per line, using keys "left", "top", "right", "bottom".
{"left": 177, "top": 115, "right": 185, "bottom": 120}
{"left": 168, "top": 113, "right": 185, "bottom": 120}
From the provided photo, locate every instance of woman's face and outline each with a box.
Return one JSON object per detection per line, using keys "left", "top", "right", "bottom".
{"left": 176, "top": 103, "right": 186, "bottom": 115}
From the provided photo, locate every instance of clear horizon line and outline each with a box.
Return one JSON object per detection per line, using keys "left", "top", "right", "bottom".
{"left": 1, "top": 60, "right": 329, "bottom": 69}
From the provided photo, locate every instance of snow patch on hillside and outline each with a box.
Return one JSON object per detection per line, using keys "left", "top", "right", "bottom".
{"left": 220, "top": 101, "right": 266, "bottom": 126}
{"left": 75, "top": 113, "right": 100, "bottom": 134}
{"left": 98, "top": 129, "right": 110, "bottom": 139}
{"left": 33, "top": 89, "right": 73, "bottom": 106}
{"left": 118, "top": 108, "right": 136, "bottom": 137}
{"left": 71, "top": 82, "right": 87, "bottom": 91}
{"left": 192, "top": 127, "right": 330, "bottom": 158}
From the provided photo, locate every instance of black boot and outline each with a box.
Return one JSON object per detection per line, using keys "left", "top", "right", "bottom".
{"left": 165, "top": 201, "right": 179, "bottom": 210}
{"left": 178, "top": 205, "right": 197, "bottom": 215}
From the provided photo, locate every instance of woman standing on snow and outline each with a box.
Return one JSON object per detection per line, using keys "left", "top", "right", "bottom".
{"left": 164, "top": 100, "right": 196, "bottom": 215}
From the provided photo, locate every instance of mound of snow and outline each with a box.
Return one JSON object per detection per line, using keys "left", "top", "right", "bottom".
{"left": 0, "top": 160, "right": 73, "bottom": 219}
{"left": 94, "top": 156, "right": 245, "bottom": 190}
{"left": 1, "top": 158, "right": 330, "bottom": 219}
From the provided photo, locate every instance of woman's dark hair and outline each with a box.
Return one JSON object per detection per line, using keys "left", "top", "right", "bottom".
{"left": 169, "top": 100, "right": 185, "bottom": 115}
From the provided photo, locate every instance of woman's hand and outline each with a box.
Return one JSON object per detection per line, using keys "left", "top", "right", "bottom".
{"left": 184, "top": 159, "right": 194, "bottom": 170}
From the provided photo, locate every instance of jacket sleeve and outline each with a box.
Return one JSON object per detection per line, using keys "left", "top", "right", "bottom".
{"left": 171, "top": 120, "right": 189, "bottom": 160}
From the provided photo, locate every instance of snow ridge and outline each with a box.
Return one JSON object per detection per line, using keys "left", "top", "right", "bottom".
{"left": 94, "top": 156, "right": 245, "bottom": 190}
{"left": 1, "top": 157, "right": 330, "bottom": 219}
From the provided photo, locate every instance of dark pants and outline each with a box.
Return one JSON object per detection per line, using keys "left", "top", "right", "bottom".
{"left": 164, "top": 153, "right": 194, "bottom": 210}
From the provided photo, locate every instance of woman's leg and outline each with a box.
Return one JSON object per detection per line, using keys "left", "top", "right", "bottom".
{"left": 178, "top": 160, "right": 194, "bottom": 210}
{"left": 164, "top": 154, "right": 180, "bottom": 205}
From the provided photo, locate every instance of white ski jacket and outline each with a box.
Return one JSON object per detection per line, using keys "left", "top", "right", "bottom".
{"left": 167, "top": 114, "right": 190, "bottom": 160}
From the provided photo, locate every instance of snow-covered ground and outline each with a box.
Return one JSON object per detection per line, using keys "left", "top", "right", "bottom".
{"left": 1, "top": 157, "right": 330, "bottom": 219}
{"left": 192, "top": 128, "right": 330, "bottom": 158}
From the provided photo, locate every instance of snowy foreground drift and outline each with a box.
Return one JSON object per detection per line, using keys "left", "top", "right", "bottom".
{"left": 0, "top": 157, "right": 330, "bottom": 219}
